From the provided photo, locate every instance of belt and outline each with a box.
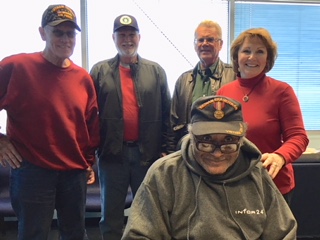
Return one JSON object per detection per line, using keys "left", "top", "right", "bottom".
{"left": 123, "top": 141, "right": 138, "bottom": 147}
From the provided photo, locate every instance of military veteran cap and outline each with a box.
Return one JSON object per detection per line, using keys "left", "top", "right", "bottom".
{"left": 191, "top": 96, "right": 247, "bottom": 136}
{"left": 41, "top": 4, "right": 81, "bottom": 31}
{"left": 113, "top": 14, "right": 139, "bottom": 32}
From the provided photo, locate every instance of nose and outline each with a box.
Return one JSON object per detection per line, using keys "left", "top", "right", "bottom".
{"left": 210, "top": 148, "right": 223, "bottom": 157}
{"left": 248, "top": 53, "right": 255, "bottom": 59}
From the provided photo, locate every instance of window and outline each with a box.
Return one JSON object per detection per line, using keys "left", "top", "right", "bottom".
{"left": 87, "top": 0, "right": 229, "bottom": 93}
{"left": 1, "top": 0, "right": 229, "bottom": 134}
{"left": 0, "top": 0, "right": 81, "bottom": 133}
{"left": 234, "top": 1, "right": 320, "bottom": 130}
{"left": 0, "top": 1, "right": 81, "bottom": 65}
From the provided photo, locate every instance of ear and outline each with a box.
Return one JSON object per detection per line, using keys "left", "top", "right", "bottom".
{"left": 194, "top": 41, "right": 197, "bottom": 52}
{"left": 39, "top": 27, "right": 46, "bottom": 41}
{"left": 218, "top": 39, "right": 223, "bottom": 51}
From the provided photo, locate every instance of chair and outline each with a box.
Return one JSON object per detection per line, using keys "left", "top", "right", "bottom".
{"left": 0, "top": 166, "right": 15, "bottom": 234}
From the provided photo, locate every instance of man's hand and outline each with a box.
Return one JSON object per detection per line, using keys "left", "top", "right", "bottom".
{"left": 0, "top": 135, "right": 22, "bottom": 168}
{"left": 86, "top": 166, "right": 95, "bottom": 184}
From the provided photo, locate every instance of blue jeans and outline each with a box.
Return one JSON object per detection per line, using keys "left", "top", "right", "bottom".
{"left": 10, "top": 160, "right": 88, "bottom": 240}
{"left": 98, "top": 145, "right": 149, "bottom": 240}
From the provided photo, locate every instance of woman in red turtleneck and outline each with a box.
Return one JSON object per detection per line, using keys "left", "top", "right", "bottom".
{"left": 217, "top": 28, "right": 309, "bottom": 204}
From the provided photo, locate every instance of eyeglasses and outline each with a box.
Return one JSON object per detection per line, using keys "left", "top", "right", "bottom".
{"left": 194, "top": 37, "right": 221, "bottom": 44}
{"left": 193, "top": 136, "right": 240, "bottom": 154}
{"left": 52, "top": 30, "right": 77, "bottom": 38}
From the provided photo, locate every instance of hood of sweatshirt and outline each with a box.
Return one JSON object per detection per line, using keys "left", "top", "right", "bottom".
{"left": 181, "top": 134, "right": 262, "bottom": 239}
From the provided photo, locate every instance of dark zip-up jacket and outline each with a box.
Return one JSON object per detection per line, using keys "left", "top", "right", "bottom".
{"left": 169, "top": 59, "right": 236, "bottom": 151}
{"left": 90, "top": 54, "right": 171, "bottom": 165}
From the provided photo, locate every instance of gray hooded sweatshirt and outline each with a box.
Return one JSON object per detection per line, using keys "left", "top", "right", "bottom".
{"left": 122, "top": 135, "right": 297, "bottom": 240}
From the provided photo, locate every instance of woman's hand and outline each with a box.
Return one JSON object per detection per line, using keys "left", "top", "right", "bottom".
{"left": 261, "top": 153, "right": 286, "bottom": 179}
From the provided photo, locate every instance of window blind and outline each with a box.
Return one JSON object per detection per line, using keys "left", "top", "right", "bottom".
{"left": 235, "top": 2, "right": 320, "bottom": 130}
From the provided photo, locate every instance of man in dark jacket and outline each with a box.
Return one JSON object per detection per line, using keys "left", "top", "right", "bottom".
{"left": 123, "top": 96, "right": 297, "bottom": 240}
{"left": 170, "top": 20, "right": 236, "bottom": 151}
{"left": 90, "top": 14, "right": 171, "bottom": 240}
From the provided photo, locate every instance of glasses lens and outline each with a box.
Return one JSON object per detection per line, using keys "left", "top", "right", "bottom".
{"left": 197, "top": 142, "right": 213, "bottom": 152}
{"left": 195, "top": 38, "right": 219, "bottom": 44}
{"left": 196, "top": 142, "right": 239, "bottom": 153}
{"left": 206, "top": 38, "right": 215, "bottom": 43}
{"left": 67, "top": 32, "right": 76, "bottom": 38}
{"left": 53, "top": 30, "right": 76, "bottom": 38}
{"left": 195, "top": 38, "right": 204, "bottom": 44}
{"left": 220, "top": 144, "right": 238, "bottom": 153}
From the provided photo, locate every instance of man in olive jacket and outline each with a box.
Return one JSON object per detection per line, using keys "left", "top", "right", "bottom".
{"left": 170, "top": 20, "right": 236, "bottom": 151}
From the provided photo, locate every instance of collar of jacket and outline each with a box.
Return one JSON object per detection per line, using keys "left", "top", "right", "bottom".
{"left": 109, "top": 54, "right": 140, "bottom": 80}
{"left": 190, "top": 59, "right": 224, "bottom": 83}
{"left": 110, "top": 54, "right": 140, "bottom": 69}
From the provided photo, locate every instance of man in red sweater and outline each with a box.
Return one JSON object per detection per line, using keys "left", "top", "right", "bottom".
{"left": 0, "top": 4, "right": 100, "bottom": 239}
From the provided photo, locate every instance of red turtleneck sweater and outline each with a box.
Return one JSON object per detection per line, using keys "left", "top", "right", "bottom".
{"left": 217, "top": 72, "right": 309, "bottom": 194}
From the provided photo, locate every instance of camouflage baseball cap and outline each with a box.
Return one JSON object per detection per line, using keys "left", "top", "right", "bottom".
{"left": 41, "top": 5, "right": 81, "bottom": 31}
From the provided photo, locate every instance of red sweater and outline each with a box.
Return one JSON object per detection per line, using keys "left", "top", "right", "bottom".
{"left": 217, "top": 73, "right": 309, "bottom": 194}
{"left": 0, "top": 52, "right": 100, "bottom": 170}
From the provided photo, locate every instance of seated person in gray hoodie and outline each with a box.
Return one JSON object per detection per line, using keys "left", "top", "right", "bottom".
{"left": 122, "top": 95, "right": 297, "bottom": 240}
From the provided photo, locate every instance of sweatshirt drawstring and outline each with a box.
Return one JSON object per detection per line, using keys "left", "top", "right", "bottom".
{"left": 187, "top": 175, "right": 202, "bottom": 240}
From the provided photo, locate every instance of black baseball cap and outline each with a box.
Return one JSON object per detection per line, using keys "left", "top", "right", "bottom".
{"left": 113, "top": 14, "right": 139, "bottom": 32}
{"left": 191, "top": 96, "right": 247, "bottom": 136}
